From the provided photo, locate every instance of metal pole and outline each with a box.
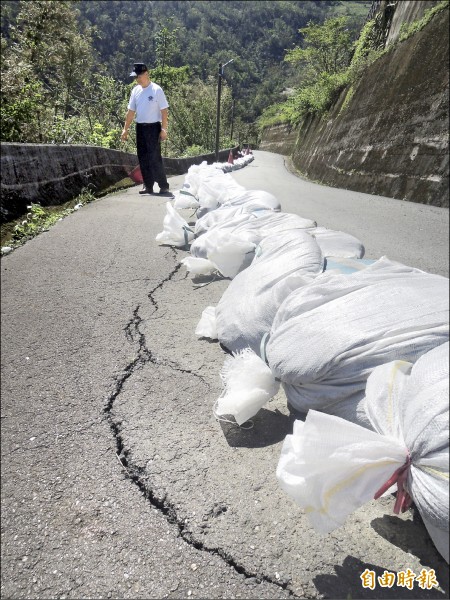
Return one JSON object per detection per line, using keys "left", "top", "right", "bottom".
{"left": 215, "top": 63, "right": 222, "bottom": 162}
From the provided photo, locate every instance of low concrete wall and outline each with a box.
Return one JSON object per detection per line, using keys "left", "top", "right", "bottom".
{"left": 0, "top": 144, "right": 138, "bottom": 222}
{"left": 0, "top": 143, "right": 237, "bottom": 222}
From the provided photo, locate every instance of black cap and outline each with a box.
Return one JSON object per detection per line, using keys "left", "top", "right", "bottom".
{"left": 129, "top": 63, "right": 148, "bottom": 77}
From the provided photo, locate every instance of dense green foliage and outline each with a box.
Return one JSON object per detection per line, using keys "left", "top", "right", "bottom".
{"left": 398, "top": 0, "right": 449, "bottom": 41}
{"left": 258, "top": 16, "right": 356, "bottom": 127}
{"left": 1, "top": 0, "right": 370, "bottom": 153}
{"left": 258, "top": 0, "right": 448, "bottom": 130}
{"left": 73, "top": 0, "right": 354, "bottom": 120}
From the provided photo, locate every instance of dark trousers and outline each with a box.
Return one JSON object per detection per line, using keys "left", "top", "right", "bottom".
{"left": 136, "top": 123, "right": 169, "bottom": 191}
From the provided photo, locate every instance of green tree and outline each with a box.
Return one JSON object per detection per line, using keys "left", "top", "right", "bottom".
{"left": 264, "top": 15, "right": 356, "bottom": 126}
{"left": 165, "top": 77, "right": 232, "bottom": 157}
{"left": 154, "top": 18, "right": 183, "bottom": 91}
{"left": 0, "top": 35, "right": 44, "bottom": 141}
{"left": 285, "top": 16, "right": 353, "bottom": 80}
{"left": 1, "top": 0, "right": 94, "bottom": 142}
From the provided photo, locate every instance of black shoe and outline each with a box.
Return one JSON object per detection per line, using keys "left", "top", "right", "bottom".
{"left": 139, "top": 188, "right": 153, "bottom": 195}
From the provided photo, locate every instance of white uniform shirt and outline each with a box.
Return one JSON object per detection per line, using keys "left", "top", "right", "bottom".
{"left": 128, "top": 82, "right": 169, "bottom": 123}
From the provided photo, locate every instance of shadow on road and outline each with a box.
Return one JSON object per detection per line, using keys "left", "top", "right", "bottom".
{"left": 313, "top": 555, "right": 448, "bottom": 599}
{"left": 371, "top": 514, "right": 449, "bottom": 592}
{"left": 219, "top": 407, "right": 296, "bottom": 448}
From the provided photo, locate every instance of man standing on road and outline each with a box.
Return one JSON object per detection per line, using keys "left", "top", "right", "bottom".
{"left": 121, "top": 62, "right": 174, "bottom": 198}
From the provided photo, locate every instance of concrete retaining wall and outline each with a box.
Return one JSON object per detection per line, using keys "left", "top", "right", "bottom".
{"left": 0, "top": 143, "right": 236, "bottom": 222}
{"left": 259, "top": 6, "right": 449, "bottom": 207}
{"left": 386, "top": 0, "right": 440, "bottom": 46}
{"left": 258, "top": 124, "right": 298, "bottom": 156}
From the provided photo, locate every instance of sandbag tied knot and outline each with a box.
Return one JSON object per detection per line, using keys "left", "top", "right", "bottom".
{"left": 216, "top": 348, "right": 280, "bottom": 426}
{"left": 374, "top": 453, "right": 412, "bottom": 514}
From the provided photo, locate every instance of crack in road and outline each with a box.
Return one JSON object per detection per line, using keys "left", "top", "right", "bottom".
{"left": 103, "top": 251, "right": 297, "bottom": 597}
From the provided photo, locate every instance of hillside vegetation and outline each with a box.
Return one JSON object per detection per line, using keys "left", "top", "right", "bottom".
{"left": 1, "top": 0, "right": 370, "bottom": 154}
{"left": 258, "top": 0, "right": 449, "bottom": 130}
{"left": 74, "top": 0, "right": 370, "bottom": 121}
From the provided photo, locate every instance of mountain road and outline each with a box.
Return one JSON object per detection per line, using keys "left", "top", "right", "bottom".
{"left": 1, "top": 150, "right": 448, "bottom": 600}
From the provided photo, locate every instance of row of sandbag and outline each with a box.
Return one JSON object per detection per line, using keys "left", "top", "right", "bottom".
{"left": 155, "top": 162, "right": 449, "bottom": 562}
{"left": 221, "top": 152, "right": 255, "bottom": 173}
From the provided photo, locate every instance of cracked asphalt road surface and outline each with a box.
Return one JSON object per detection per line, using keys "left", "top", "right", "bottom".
{"left": 1, "top": 151, "right": 449, "bottom": 599}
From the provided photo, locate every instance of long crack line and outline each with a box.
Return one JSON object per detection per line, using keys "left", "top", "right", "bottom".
{"left": 147, "top": 248, "right": 184, "bottom": 314}
{"left": 104, "top": 249, "right": 297, "bottom": 597}
{"left": 110, "top": 456, "right": 296, "bottom": 596}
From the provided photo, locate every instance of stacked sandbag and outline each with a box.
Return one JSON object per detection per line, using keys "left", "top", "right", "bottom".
{"left": 196, "top": 169, "right": 246, "bottom": 215}
{"left": 195, "top": 187, "right": 279, "bottom": 218}
{"left": 155, "top": 202, "right": 195, "bottom": 248}
{"left": 212, "top": 228, "right": 368, "bottom": 354}
{"left": 217, "top": 153, "right": 255, "bottom": 173}
{"left": 309, "top": 226, "right": 365, "bottom": 259}
{"left": 158, "top": 166, "right": 247, "bottom": 247}
{"left": 212, "top": 229, "right": 324, "bottom": 351}
{"left": 215, "top": 258, "right": 449, "bottom": 427}
{"left": 157, "top": 152, "right": 450, "bottom": 564}
{"left": 276, "top": 341, "right": 449, "bottom": 563}
{"left": 173, "top": 162, "right": 246, "bottom": 211}
{"left": 217, "top": 189, "right": 281, "bottom": 211}
{"left": 194, "top": 189, "right": 282, "bottom": 237}
{"left": 157, "top": 160, "right": 265, "bottom": 249}
{"left": 194, "top": 204, "right": 277, "bottom": 238}
{"left": 186, "top": 211, "right": 316, "bottom": 278}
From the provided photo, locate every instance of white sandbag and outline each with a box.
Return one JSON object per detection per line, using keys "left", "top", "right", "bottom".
{"left": 215, "top": 257, "right": 449, "bottom": 426}
{"left": 277, "top": 411, "right": 408, "bottom": 533}
{"left": 215, "top": 229, "right": 324, "bottom": 353}
{"left": 195, "top": 306, "right": 218, "bottom": 340}
{"left": 181, "top": 256, "right": 216, "bottom": 276}
{"left": 310, "top": 226, "right": 365, "bottom": 259}
{"left": 174, "top": 191, "right": 200, "bottom": 209}
{"left": 223, "top": 189, "right": 281, "bottom": 211}
{"left": 155, "top": 203, "right": 195, "bottom": 248}
{"left": 270, "top": 258, "right": 449, "bottom": 423}
{"left": 208, "top": 239, "right": 256, "bottom": 279}
{"left": 218, "top": 173, "right": 247, "bottom": 199}
{"left": 196, "top": 171, "right": 246, "bottom": 216}
{"left": 197, "top": 178, "right": 226, "bottom": 210}
{"left": 189, "top": 229, "right": 254, "bottom": 275}
{"left": 191, "top": 211, "right": 316, "bottom": 261}
{"left": 193, "top": 213, "right": 252, "bottom": 246}
{"left": 277, "top": 342, "right": 449, "bottom": 562}
{"left": 366, "top": 346, "right": 449, "bottom": 552}
{"left": 183, "top": 162, "right": 207, "bottom": 198}
{"left": 195, "top": 203, "right": 275, "bottom": 237}
{"left": 191, "top": 211, "right": 316, "bottom": 280}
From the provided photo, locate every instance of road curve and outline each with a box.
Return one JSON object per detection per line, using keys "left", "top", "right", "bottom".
{"left": 1, "top": 151, "right": 448, "bottom": 600}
